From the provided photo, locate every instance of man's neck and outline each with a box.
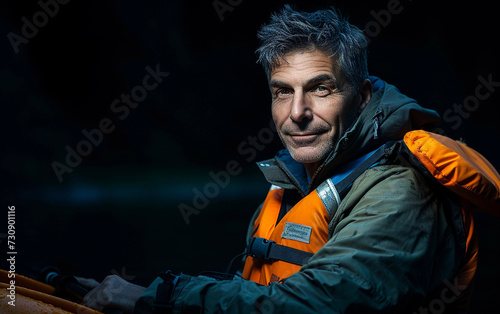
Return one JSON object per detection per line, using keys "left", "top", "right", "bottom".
{"left": 304, "top": 161, "right": 323, "bottom": 179}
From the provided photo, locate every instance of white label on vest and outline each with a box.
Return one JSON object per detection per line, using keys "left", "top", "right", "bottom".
{"left": 281, "top": 222, "right": 312, "bottom": 244}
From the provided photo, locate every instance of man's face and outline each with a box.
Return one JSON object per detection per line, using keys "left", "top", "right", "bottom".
{"left": 270, "top": 49, "right": 363, "bottom": 174}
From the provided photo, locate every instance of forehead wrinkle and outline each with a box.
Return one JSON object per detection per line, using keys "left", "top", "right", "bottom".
{"left": 271, "top": 68, "right": 337, "bottom": 88}
{"left": 269, "top": 50, "right": 341, "bottom": 88}
{"left": 273, "top": 57, "right": 333, "bottom": 73}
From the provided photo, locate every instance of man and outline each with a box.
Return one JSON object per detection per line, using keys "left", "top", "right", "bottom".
{"left": 80, "top": 5, "right": 476, "bottom": 313}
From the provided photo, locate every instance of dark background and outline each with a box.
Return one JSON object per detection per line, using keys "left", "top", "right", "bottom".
{"left": 1, "top": 0, "right": 499, "bottom": 312}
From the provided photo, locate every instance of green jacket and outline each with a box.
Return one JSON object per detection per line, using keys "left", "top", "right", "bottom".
{"left": 134, "top": 77, "right": 467, "bottom": 313}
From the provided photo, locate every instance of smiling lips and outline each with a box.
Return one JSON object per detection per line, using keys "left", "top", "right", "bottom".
{"left": 288, "top": 131, "right": 327, "bottom": 144}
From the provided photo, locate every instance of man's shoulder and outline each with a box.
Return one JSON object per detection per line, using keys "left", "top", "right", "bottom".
{"left": 330, "top": 163, "right": 446, "bottom": 236}
{"left": 349, "top": 163, "right": 438, "bottom": 203}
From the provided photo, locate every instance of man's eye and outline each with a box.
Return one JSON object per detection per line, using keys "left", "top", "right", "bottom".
{"left": 275, "top": 89, "right": 293, "bottom": 98}
{"left": 312, "top": 85, "right": 331, "bottom": 96}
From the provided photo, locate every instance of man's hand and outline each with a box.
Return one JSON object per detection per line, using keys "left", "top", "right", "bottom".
{"left": 77, "top": 275, "right": 146, "bottom": 313}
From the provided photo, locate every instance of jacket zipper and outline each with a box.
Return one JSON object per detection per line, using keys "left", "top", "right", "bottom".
{"left": 372, "top": 109, "right": 383, "bottom": 140}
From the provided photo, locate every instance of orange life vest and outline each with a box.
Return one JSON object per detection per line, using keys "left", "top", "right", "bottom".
{"left": 242, "top": 145, "right": 387, "bottom": 285}
{"left": 241, "top": 185, "right": 330, "bottom": 285}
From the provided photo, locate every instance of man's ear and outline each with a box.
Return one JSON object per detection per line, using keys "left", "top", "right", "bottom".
{"left": 357, "top": 79, "right": 372, "bottom": 114}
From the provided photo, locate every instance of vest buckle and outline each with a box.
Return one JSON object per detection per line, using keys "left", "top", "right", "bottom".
{"left": 248, "top": 237, "right": 275, "bottom": 261}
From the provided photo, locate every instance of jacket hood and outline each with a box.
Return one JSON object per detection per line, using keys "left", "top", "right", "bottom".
{"left": 259, "top": 76, "right": 441, "bottom": 195}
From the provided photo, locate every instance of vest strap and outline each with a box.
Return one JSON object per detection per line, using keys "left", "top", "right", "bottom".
{"left": 247, "top": 237, "right": 314, "bottom": 266}
{"left": 316, "top": 145, "right": 388, "bottom": 218}
{"left": 332, "top": 144, "right": 388, "bottom": 196}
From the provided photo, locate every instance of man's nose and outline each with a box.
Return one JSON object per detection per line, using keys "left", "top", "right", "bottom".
{"left": 290, "top": 93, "right": 313, "bottom": 122}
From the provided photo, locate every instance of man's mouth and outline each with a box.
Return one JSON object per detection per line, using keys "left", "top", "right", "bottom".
{"left": 288, "top": 131, "right": 327, "bottom": 144}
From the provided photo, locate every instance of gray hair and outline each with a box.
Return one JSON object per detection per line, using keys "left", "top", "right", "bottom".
{"left": 257, "top": 5, "right": 369, "bottom": 93}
